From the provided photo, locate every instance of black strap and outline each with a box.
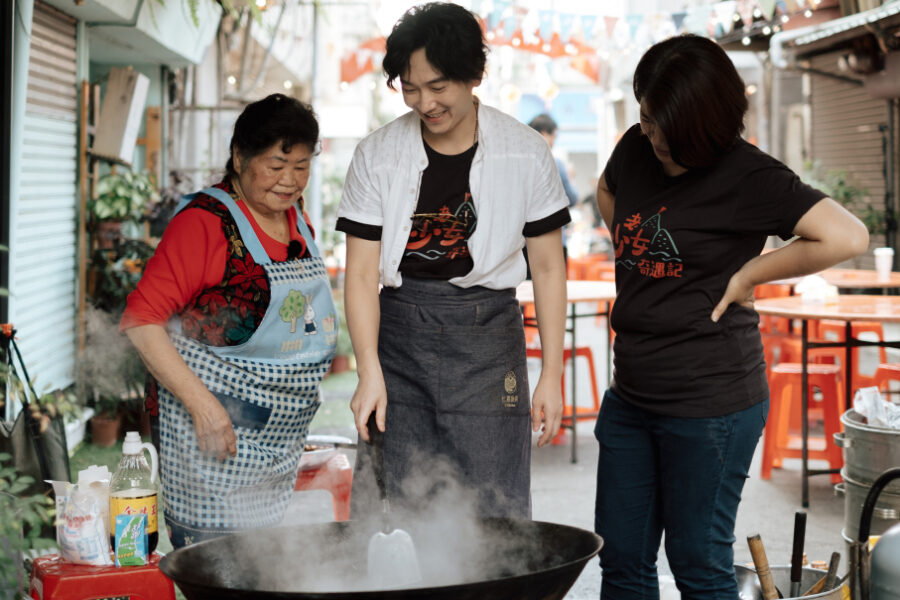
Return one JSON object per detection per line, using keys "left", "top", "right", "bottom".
{"left": 2, "top": 327, "right": 53, "bottom": 478}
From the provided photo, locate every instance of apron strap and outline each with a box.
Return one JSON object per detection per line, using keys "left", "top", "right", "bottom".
{"left": 292, "top": 204, "right": 321, "bottom": 259}
{"left": 176, "top": 187, "right": 270, "bottom": 265}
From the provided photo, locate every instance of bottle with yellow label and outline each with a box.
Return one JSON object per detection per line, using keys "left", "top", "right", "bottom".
{"left": 109, "top": 431, "right": 159, "bottom": 555}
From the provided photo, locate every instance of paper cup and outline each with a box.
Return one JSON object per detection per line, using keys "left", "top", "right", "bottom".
{"left": 874, "top": 247, "right": 894, "bottom": 281}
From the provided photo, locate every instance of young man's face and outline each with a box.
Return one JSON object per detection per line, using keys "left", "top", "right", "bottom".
{"left": 400, "top": 48, "right": 480, "bottom": 145}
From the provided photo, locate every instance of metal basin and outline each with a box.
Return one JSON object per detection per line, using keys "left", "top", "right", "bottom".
{"left": 735, "top": 564, "right": 841, "bottom": 599}
{"left": 159, "top": 518, "right": 602, "bottom": 599}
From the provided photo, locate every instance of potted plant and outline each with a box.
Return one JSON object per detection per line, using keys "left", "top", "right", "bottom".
{"left": 0, "top": 455, "right": 53, "bottom": 599}
{"left": 88, "top": 171, "right": 160, "bottom": 248}
{"left": 77, "top": 306, "right": 146, "bottom": 447}
{"left": 803, "top": 162, "right": 885, "bottom": 237}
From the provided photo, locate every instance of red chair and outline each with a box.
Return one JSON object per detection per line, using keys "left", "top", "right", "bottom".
{"left": 761, "top": 362, "right": 843, "bottom": 484}
{"left": 294, "top": 452, "right": 353, "bottom": 521}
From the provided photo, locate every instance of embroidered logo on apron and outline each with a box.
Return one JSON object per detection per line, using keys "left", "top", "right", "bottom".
{"left": 502, "top": 370, "right": 519, "bottom": 408}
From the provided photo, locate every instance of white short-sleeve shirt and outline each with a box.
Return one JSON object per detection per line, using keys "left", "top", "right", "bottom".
{"left": 338, "top": 102, "right": 570, "bottom": 290}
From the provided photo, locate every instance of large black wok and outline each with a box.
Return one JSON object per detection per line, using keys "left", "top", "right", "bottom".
{"left": 159, "top": 518, "right": 602, "bottom": 599}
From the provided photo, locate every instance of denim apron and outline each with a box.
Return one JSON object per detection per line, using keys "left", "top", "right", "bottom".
{"left": 158, "top": 187, "right": 336, "bottom": 548}
{"left": 352, "top": 277, "right": 532, "bottom": 520}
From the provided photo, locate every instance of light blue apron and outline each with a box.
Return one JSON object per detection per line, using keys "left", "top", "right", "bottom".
{"left": 158, "top": 187, "right": 337, "bottom": 548}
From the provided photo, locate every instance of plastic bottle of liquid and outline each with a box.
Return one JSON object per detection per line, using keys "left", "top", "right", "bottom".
{"left": 109, "top": 431, "right": 159, "bottom": 554}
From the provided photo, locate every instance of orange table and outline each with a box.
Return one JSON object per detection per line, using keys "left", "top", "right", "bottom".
{"left": 755, "top": 295, "right": 900, "bottom": 506}
{"left": 517, "top": 280, "right": 616, "bottom": 463}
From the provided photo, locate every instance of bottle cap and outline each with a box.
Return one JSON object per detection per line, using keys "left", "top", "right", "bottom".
{"left": 122, "top": 431, "right": 143, "bottom": 454}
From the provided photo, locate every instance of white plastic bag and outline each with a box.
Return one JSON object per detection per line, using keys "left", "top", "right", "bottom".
{"left": 48, "top": 465, "right": 113, "bottom": 565}
{"left": 853, "top": 386, "right": 900, "bottom": 429}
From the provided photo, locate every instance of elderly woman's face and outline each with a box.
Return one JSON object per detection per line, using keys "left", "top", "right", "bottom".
{"left": 233, "top": 142, "right": 312, "bottom": 217}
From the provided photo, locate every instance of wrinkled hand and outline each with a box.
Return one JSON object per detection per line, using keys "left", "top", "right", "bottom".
{"left": 712, "top": 270, "right": 754, "bottom": 323}
{"left": 350, "top": 372, "right": 387, "bottom": 443}
{"left": 190, "top": 394, "right": 237, "bottom": 461}
{"left": 532, "top": 374, "right": 563, "bottom": 448}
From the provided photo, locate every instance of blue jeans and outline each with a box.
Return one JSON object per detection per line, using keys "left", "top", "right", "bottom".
{"left": 594, "top": 389, "right": 768, "bottom": 600}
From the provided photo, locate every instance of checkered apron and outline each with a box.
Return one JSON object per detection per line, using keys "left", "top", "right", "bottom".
{"left": 158, "top": 187, "right": 336, "bottom": 548}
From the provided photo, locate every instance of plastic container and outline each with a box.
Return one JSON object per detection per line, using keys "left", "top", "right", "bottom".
{"left": 109, "top": 431, "right": 159, "bottom": 554}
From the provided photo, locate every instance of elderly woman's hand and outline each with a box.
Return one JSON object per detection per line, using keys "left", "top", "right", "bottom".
{"left": 188, "top": 393, "right": 238, "bottom": 460}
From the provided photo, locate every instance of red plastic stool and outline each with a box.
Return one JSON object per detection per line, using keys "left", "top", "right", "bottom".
{"left": 528, "top": 346, "right": 602, "bottom": 445}
{"left": 30, "top": 553, "right": 175, "bottom": 600}
{"left": 294, "top": 452, "right": 353, "bottom": 521}
{"left": 761, "top": 362, "right": 844, "bottom": 484}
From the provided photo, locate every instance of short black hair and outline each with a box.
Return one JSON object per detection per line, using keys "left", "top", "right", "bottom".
{"left": 383, "top": 2, "right": 487, "bottom": 90}
{"left": 528, "top": 114, "right": 558, "bottom": 135}
{"left": 633, "top": 34, "right": 747, "bottom": 168}
{"left": 225, "top": 93, "right": 319, "bottom": 178}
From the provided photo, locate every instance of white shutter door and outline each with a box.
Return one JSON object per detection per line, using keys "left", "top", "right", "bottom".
{"left": 12, "top": 1, "right": 78, "bottom": 390}
{"left": 809, "top": 51, "right": 889, "bottom": 257}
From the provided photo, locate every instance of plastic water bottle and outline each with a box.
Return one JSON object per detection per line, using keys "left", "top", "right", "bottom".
{"left": 109, "top": 431, "right": 159, "bottom": 554}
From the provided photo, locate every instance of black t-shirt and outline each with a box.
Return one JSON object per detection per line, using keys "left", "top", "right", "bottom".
{"left": 605, "top": 124, "right": 826, "bottom": 417}
{"left": 399, "top": 141, "right": 478, "bottom": 279}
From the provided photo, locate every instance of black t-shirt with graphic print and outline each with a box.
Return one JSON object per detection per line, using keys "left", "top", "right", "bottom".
{"left": 399, "top": 141, "right": 478, "bottom": 279}
{"left": 605, "top": 124, "right": 826, "bottom": 418}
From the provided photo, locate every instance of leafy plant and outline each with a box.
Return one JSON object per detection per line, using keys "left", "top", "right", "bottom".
{"left": 89, "top": 239, "right": 156, "bottom": 313}
{"left": 803, "top": 161, "right": 884, "bottom": 235}
{"left": 0, "top": 454, "right": 53, "bottom": 595}
{"left": 89, "top": 171, "right": 160, "bottom": 223}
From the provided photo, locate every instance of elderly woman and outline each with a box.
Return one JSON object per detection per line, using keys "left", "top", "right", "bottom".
{"left": 121, "top": 94, "right": 336, "bottom": 548}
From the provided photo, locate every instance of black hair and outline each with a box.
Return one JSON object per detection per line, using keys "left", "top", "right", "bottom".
{"left": 528, "top": 113, "right": 558, "bottom": 135}
{"left": 633, "top": 34, "right": 747, "bottom": 168}
{"left": 382, "top": 2, "right": 488, "bottom": 90}
{"left": 224, "top": 93, "right": 319, "bottom": 179}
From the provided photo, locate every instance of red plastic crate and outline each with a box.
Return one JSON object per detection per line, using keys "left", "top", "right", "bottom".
{"left": 30, "top": 553, "right": 175, "bottom": 600}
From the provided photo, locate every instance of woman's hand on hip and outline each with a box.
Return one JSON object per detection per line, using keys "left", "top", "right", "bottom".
{"left": 711, "top": 268, "right": 754, "bottom": 323}
{"left": 189, "top": 393, "right": 238, "bottom": 460}
{"left": 350, "top": 371, "right": 387, "bottom": 443}
{"left": 532, "top": 374, "right": 563, "bottom": 447}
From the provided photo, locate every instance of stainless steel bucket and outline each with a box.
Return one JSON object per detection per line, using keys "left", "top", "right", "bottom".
{"left": 835, "top": 410, "right": 900, "bottom": 493}
{"left": 836, "top": 471, "right": 900, "bottom": 543}
{"left": 735, "top": 565, "right": 842, "bottom": 599}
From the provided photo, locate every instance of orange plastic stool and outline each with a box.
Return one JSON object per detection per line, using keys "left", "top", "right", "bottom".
{"left": 528, "top": 346, "right": 602, "bottom": 445}
{"left": 874, "top": 363, "right": 900, "bottom": 397}
{"left": 816, "top": 320, "right": 887, "bottom": 388}
{"left": 294, "top": 452, "right": 353, "bottom": 521}
{"left": 30, "top": 553, "right": 175, "bottom": 600}
{"left": 761, "top": 362, "right": 843, "bottom": 484}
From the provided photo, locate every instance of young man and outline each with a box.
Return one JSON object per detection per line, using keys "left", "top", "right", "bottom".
{"left": 336, "top": 2, "right": 570, "bottom": 518}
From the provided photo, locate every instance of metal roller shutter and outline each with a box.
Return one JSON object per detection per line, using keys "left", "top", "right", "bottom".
{"left": 809, "top": 51, "right": 889, "bottom": 256}
{"left": 12, "top": 0, "right": 78, "bottom": 390}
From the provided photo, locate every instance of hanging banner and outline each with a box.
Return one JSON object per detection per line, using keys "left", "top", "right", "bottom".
{"left": 581, "top": 15, "right": 598, "bottom": 40}
{"left": 559, "top": 12, "right": 577, "bottom": 41}
{"left": 758, "top": 0, "right": 777, "bottom": 20}
{"left": 538, "top": 9, "right": 554, "bottom": 40}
